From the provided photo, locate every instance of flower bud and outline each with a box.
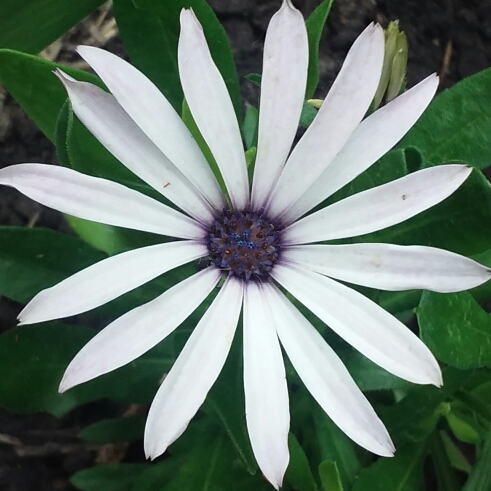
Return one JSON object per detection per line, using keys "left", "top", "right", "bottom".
{"left": 372, "top": 21, "right": 408, "bottom": 110}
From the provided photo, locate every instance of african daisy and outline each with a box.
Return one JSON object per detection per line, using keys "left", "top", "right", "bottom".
{"left": 1, "top": 1, "right": 489, "bottom": 488}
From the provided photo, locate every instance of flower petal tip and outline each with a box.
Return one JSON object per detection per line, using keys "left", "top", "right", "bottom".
{"left": 58, "top": 377, "right": 71, "bottom": 394}
{"left": 180, "top": 7, "right": 199, "bottom": 28}
{"left": 282, "top": 0, "right": 297, "bottom": 10}
{"left": 54, "top": 69, "right": 77, "bottom": 87}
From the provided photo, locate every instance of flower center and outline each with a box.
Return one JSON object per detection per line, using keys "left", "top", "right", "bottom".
{"left": 207, "top": 210, "right": 282, "bottom": 281}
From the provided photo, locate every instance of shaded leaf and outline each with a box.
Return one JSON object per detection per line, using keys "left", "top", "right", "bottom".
{"left": 462, "top": 427, "right": 491, "bottom": 491}
{"left": 0, "top": 0, "right": 104, "bottom": 54}
{"left": 352, "top": 442, "right": 426, "bottom": 491}
{"left": 418, "top": 291, "right": 491, "bottom": 369}
{"left": 285, "top": 433, "right": 318, "bottom": 491}
{"left": 318, "top": 461, "right": 343, "bottom": 491}
{"left": 305, "top": 0, "right": 334, "bottom": 99}
{"left": 0, "top": 227, "right": 105, "bottom": 303}
{"left": 71, "top": 464, "right": 150, "bottom": 491}
{"left": 0, "top": 49, "right": 102, "bottom": 141}
{"left": 312, "top": 406, "right": 361, "bottom": 489}
{"left": 80, "top": 415, "right": 146, "bottom": 444}
{"left": 399, "top": 68, "right": 491, "bottom": 170}
{"left": 114, "top": 0, "right": 241, "bottom": 117}
{"left": 0, "top": 323, "right": 174, "bottom": 417}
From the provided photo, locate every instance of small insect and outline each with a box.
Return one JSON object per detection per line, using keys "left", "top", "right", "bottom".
{"left": 163, "top": 182, "right": 170, "bottom": 188}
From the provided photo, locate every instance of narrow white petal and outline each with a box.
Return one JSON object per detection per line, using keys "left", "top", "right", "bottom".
{"left": 284, "top": 165, "right": 472, "bottom": 245}
{"left": 251, "top": 1, "right": 308, "bottom": 210}
{"left": 56, "top": 70, "right": 214, "bottom": 223}
{"left": 273, "top": 264, "right": 442, "bottom": 386}
{"left": 144, "top": 277, "right": 243, "bottom": 459}
{"left": 77, "top": 46, "right": 224, "bottom": 211}
{"left": 267, "top": 24, "right": 385, "bottom": 219}
{"left": 243, "top": 281, "right": 289, "bottom": 489}
{"left": 268, "top": 285, "right": 394, "bottom": 456}
{"left": 59, "top": 267, "right": 221, "bottom": 392}
{"left": 284, "top": 74, "right": 439, "bottom": 223}
{"left": 0, "top": 164, "right": 203, "bottom": 239}
{"left": 284, "top": 243, "right": 491, "bottom": 292}
{"left": 178, "top": 9, "right": 249, "bottom": 209}
{"left": 19, "top": 241, "right": 207, "bottom": 325}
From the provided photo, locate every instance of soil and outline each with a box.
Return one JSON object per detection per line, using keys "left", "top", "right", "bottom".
{"left": 1, "top": 0, "right": 491, "bottom": 489}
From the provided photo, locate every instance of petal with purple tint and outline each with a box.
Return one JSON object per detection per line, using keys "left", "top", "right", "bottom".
{"left": 59, "top": 267, "right": 221, "bottom": 392}
{"left": 0, "top": 164, "right": 203, "bottom": 239}
{"left": 178, "top": 9, "right": 249, "bottom": 209}
{"left": 144, "top": 277, "right": 243, "bottom": 458}
{"left": 251, "top": 0, "right": 308, "bottom": 210}
{"left": 273, "top": 264, "right": 442, "bottom": 386}
{"left": 267, "top": 23, "right": 385, "bottom": 219}
{"left": 243, "top": 281, "right": 289, "bottom": 489}
{"left": 284, "top": 165, "right": 472, "bottom": 245}
{"left": 283, "top": 243, "right": 491, "bottom": 292}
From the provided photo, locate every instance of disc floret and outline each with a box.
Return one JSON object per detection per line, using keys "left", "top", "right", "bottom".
{"left": 207, "top": 210, "right": 282, "bottom": 281}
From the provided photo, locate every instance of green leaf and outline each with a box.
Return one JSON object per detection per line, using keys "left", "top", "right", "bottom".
{"left": 0, "top": 49, "right": 102, "bottom": 141}
{"left": 0, "top": 0, "right": 105, "bottom": 54}
{"left": 113, "top": 0, "right": 182, "bottom": 113}
{"left": 445, "top": 410, "right": 481, "bottom": 444}
{"left": 352, "top": 442, "right": 426, "bottom": 491}
{"left": 318, "top": 461, "right": 343, "bottom": 491}
{"left": 300, "top": 102, "right": 318, "bottom": 128}
{"left": 242, "top": 104, "right": 259, "bottom": 150}
{"left": 418, "top": 291, "right": 491, "bottom": 369}
{"left": 0, "top": 323, "right": 174, "bottom": 417}
{"left": 80, "top": 415, "right": 146, "bottom": 444}
{"left": 114, "top": 0, "right": 241, "bottom": 118}
{"left": 429, "top": 430, "right": 460, "bottom": 491}
{"left": 71, "top": 464, "right": 150, "bottom": 491}
{"left": 399, "top": 68, "right": 491, "bottom": 170}
{"left": 285, "top": 433, "right": 318, "bottom": 491}
{"left": 305, "top": 0, "right": 334, "bottom": 99}
{"left": 0, "top": 227, "right": 106, "bottom": 303}
{"left": 439, "top": 430, "right": 472, "bottom": 474}
{"left": 462, "top": 427, "right": 491, "bottom": 491}
{"left": 380, "top": 367, "right": 480, "bottom": 446}
{"left": 341, "top": 350, "right": 411, "bottom": 392}
{"left": 163, "top": 428, "right": 269, "bottom": 491}
{"left": 312, "top": 406, "right": 361, "bottom": 489}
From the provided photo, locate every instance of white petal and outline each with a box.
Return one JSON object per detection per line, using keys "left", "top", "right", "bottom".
{"left": 284, "top": 164, "right": 472, "bottom": 245}
{"left": 0, "top": 164, "right": 203, "bottom": 239}
{"left": 77, "top": 46, "right": 225, "bottom": 211}
{"left": 144, "top": 277, "right": 243, "bottom": 459}
{"left": 268, "top": 284, "right": 394, "bottom": 456}
{"left": 19, "top": 241, "right": 207, "bottom": 325}
{"left": 243, "top": 281, "right": 289, "bottom": 489}
{"left": 284, "top": 243, "right": 491, "bottom": 292}
{"left": 273, "top": 264, "right": 442, "bottom": 386}
{"left": 251, "top": 0, "right": 308, "bottom": 210}
{"left": 284, "top": 74, "right": 439, "bottom": 223}
{"left": 56, "top": 70, "right": 214, "bottom": 223}
{"left": 59, "top": 267, "right": 221, "bottom": 392}
{"left": 267, "top": 24, "right": 385, "bottom": 219}
{"left": 178, "top": 9, "right": 249, "bottom": 209}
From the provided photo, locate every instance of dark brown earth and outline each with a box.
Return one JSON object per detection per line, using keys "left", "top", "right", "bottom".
{"left": 1, "top": 0, "right": 491, "bottom": 489}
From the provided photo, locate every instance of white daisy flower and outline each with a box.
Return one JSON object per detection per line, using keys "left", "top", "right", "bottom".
{"left": 1, "top": 1, "right": 489, "bottom": 488}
